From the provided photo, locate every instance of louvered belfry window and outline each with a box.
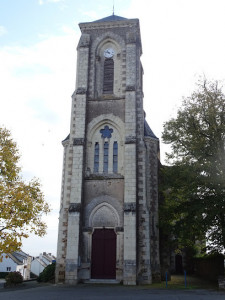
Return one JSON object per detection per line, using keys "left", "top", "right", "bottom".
{"left": 103, "top": 58, "right": 114, "bottom": 93}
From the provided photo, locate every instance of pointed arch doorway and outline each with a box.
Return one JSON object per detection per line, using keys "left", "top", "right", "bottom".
{"left": 91, "top": 228, "right": 116, "bottom": 279}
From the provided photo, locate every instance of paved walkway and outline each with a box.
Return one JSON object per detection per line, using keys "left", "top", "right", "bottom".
{"left": 0, "top": 282, "right": 225, "bottom": 300}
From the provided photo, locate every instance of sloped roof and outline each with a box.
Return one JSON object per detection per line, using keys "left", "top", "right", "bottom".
{"left": 34, "top": 258, "right": 48, "bottom": 268}
{"left": 42, "top": 252, "right": 56, "bottom": 262}
{"left": 7, "top": 254, "right": 22, "bottom": 265}
{"left": 62, "top": 134, "right": 70, "bottom": 143}
{"left": 8, "top": 251, "right": 30, "bottom": 265}
{"left": 32, "top": 252, "right": 56, "bottom": 268}
{"left": 94, "top": 14, "right": 127, "bottom": 23}
{"left": 144, "top": 120, "right": 158, "bottom": 139}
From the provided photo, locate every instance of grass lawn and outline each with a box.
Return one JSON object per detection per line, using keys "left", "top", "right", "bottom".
{"left": 148, "top": 275, "right": 218, "bottom": 290}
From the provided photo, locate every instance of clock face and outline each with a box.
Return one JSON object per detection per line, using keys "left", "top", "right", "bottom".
{"left": 104, "top": 48, "right": 114, "bottom": 58}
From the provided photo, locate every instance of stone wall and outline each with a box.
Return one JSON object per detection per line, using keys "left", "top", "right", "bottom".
{"left": 145, "top": 137, "right": 161, "bottom": 282}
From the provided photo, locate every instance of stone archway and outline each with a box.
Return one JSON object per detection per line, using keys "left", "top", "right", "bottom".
{"left": 89, "top": 203, "right": 119, "bottom": 227}
{"left": 89, "top": 202, "right": 119, "bottom": 279}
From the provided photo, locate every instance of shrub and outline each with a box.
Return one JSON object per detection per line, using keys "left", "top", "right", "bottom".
{"left": 37, "top": 262, "right": 56, "bottom": 283}
{"left": 0, "top": 272, "right": 8, "bottom": 279}
{"left": 5, "top": 271, "right": 23, "bottom": 286}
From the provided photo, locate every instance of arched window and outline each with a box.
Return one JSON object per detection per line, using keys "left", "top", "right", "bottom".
{"left": 94, "top": 142, "right": 99, "bottom": 173}
{"left": 113, "top": 142, "right": 118, "bottom": 173}
{"left": 87, "top": 120, "right": 124, "bottom": 175}
{"left": 103, "top": 142, "right": 109, "bottom": 173}
{"left": 103, "top": 58, "right": 114, "bottom": 94}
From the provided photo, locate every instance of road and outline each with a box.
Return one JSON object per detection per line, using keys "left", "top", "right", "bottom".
{"left": 0, "top": 282, "right": 225, "bottom": 300}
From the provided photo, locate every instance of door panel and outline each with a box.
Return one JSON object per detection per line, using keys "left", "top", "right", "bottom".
{"left": 91, "top": 229, "right": 116, "bottom": 279}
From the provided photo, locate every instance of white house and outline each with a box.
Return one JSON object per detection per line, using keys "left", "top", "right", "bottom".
{"left": 31, "top": 252, "right": 56, "bottom": 277}
{"left": 0, "top": 251, "right": 31, "bottom": 280}
{"left": 0, "top": 253, "right": 18, "bottom": 273}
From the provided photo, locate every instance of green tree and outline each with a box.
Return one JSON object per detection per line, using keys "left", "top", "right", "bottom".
{"left": 0, "top": 127, "right": 50, "bottom": 255}
{"left": 161, "top": 79, "right": 225, "bottom": 252}
{"left": 37, "top": 262, "right": 56, "bottom": 282}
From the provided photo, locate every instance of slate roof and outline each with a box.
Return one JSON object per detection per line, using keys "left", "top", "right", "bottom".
{"left": 62, "top": 134, "right": 70, "bottom": 143}
{"left": 144, "top": 120, "right": 158, "bottom": 139}
{"left": 8, "top": 251, "right": 30, "bottom": 265}
{"left": 35, "top": 257, "right": 48, "bottom": 268}
{"left": 94, "top": 14, "right": 127, "bottom": 23}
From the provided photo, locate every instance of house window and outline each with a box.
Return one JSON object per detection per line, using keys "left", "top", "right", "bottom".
{"left": 94, "top": 142, "right": 99, "bottom": 173}
{"left": 6, "top": 267, "right": 11, "bottom": 271}
{"left": 103, "top": 142, "right": 109, "bottom": 173}
{"left": 113, "top": 142, "right": 118, "bottom": 173}
{"left": 103, "top": 58, "right": 114, "bottom": 94}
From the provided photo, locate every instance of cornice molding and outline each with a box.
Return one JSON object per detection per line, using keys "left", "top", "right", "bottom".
{"left": 79, "top": 19, "right": 139, "bottom": 32}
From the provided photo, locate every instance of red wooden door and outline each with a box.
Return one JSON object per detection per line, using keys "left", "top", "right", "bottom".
{"left": 91, "top": 229, "right": 116, "bottom": 279}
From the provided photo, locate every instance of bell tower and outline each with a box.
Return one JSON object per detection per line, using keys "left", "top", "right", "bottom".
{"left": 56, "top": 14, "right": 160, "bottom": 285}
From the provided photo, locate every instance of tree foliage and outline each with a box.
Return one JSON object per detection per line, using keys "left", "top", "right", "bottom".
{"left": 37, "top": 262, "right": 56, "bottom": 283}
{"left": 160, "top": 79, "right": 225, "bottom": 252}
{"left": 0, "top": 127, "right": 50, "bottom": 255}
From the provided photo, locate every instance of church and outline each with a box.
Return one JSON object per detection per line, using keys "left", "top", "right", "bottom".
{"left": 55, "top": 14, "right": 161, "bottom": 285}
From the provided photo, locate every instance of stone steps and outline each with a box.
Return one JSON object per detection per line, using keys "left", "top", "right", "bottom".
{"left": 83, "top": 279, "right": 120, "bottom": 284}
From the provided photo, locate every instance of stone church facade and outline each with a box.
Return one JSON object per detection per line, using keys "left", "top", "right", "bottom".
{"left": 55, "top": 14, "right": 160, "bottom": 285}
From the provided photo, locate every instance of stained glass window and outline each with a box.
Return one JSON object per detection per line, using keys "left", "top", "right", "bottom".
{"left": 113, "top": 141, "right": 118, "bottom": 173}
{"left": 100, "top": 125, "right": 113, "bottom": 138}
{"left": 103, "top": 142, "right": 109, "bottom": 173}
{"left": 94, "top": 142, "right": 99, "bottom": 173}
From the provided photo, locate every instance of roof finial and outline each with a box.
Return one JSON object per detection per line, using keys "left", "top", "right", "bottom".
{"left": 113, "top": 0, "right": 115, "bottom": 15}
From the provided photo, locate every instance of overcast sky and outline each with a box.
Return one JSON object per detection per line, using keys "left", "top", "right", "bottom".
{"left": 1, "top": 0, "right": 225, "bottom": 257}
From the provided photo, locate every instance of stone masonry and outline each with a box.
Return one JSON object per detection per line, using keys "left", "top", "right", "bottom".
{"left": 55, "top": 14, "right": 160, "bottom": 285}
